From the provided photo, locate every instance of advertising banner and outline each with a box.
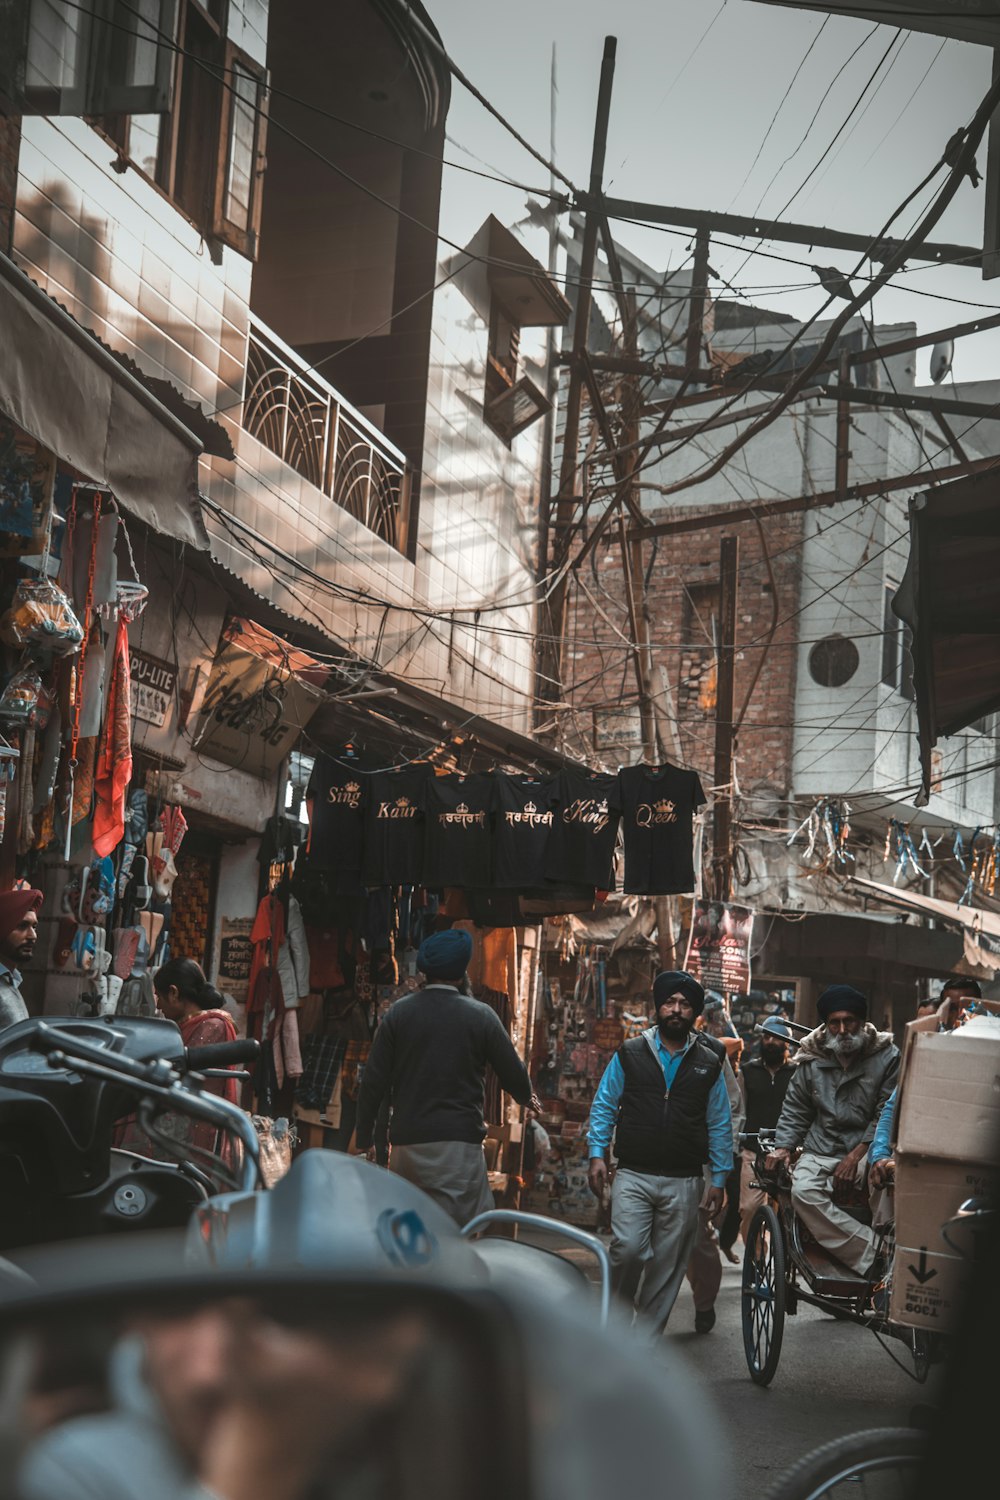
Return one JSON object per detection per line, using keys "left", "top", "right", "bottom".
{"left": 684, "top": 900, "right": 754, "bottom": 997}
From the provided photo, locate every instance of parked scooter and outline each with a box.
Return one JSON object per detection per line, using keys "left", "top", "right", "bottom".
{"left": 0, "top": 1016, "right": 260, "bottom": 1252}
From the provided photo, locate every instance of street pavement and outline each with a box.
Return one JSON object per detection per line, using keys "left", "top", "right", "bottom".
{"left": 662, "top": 1255, "right": 942, "bottom": 1497}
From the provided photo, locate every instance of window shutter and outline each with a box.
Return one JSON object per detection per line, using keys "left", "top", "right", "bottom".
{"left": 212, "top": 41, "right": 268, "bottom": 260}
{"left": 21, "top": 0, "right": 177, "bottom": 116}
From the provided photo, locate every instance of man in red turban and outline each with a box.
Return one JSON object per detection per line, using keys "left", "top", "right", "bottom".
{"left": 0, "top": 887, "right": 42, "bottom": 1029}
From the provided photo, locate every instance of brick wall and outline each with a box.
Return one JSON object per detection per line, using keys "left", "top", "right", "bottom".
{"left": 563, "top": 503, "right": 805, "bottom": 808}
{"left": 0, "top": 112, "right": 20, "bottom": 255}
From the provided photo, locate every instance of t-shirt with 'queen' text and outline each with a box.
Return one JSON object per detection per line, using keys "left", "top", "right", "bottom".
{"left": 618, "top": 763, "right": 706, "bottom": 895}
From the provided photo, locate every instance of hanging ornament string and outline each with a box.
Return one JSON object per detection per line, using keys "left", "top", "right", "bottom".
{"left": 64, "top": 489, "right": 103, "bottom": 860}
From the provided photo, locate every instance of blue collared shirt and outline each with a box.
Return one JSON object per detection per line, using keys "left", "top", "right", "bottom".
{"left": 587, "top": 1029, "right": 733, "bottom": 1187}
{"left": 870, "top": 1086, "right": 897, "bottom": 1166}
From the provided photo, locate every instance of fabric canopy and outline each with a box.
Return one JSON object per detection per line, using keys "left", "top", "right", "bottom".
{"left": 0, "top": 255, "right": 210, "bottom": 551}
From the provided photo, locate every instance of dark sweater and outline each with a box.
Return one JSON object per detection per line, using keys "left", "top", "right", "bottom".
{"left": 741, "top": 1057, "right": 796, "bottom": 1134}
{"left": 354, "top": 985, "right": 532, "bottom": 1149}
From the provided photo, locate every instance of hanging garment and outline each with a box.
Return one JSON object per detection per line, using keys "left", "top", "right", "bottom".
{"left": 491, "top": 773, "right": 556, "bottom": 888}
{"left": 422, "top": 773, "right": 494, "bottom": 889}
{"left": 618, "top": 763, "right": 706, "bottom": 895}
{"left": 277, "top": 893, "right": 310, "bottom": 1009}
{"left": 362, "top": 765, "right": 430, "bottom": 886}
{"left": 545, "top": 770, "right": 623, "bottom": 889}
{"left": 93, "top": 617, "right": 132, "bottom": 857}
{"left": 306, "top": 754, "right": 366, "bottom": 872}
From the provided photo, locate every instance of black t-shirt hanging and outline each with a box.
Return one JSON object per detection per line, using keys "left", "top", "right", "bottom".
{"left": 545, "top": 770, "right": 622, "bottom": 889}
{"left": 362, "top": 765, "right": 430, "bottom": 886}
{"left": 618, "top": 763, "right": 706, "bottom": 895}
{"left": 422, "top": 773, "right": 494, "bottom": 889}
{"left": 307, "top": 755, "right": 366, "bottom": 872}
{"left": 492, "top": 773, "right": 556, "bottom": 888}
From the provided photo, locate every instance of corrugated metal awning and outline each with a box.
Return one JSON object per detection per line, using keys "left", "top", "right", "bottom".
{"left": 0, "top": 253, "right": 210, "bottom": 551}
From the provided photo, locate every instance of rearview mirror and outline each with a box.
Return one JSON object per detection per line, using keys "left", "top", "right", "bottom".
{"left": 0, "top": 1282, "right": 519, "bottom": 1500}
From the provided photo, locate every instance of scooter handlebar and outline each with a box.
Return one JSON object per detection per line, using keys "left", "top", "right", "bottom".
{"left": 184, "top": 1040, "right": 260, "bottom": 1072}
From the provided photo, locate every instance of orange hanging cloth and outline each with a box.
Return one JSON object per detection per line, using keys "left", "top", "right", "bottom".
{"left": 93, "top": 616, "right": 133, "bottom": 857}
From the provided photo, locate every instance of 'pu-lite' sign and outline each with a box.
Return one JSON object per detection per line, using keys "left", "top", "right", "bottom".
{"left": 192, "top": 618, "right": 327, "bottom": 778}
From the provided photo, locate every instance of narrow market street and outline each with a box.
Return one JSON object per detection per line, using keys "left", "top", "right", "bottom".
{"left": 666, "top": 1261, "right": 938, "bottom": 1492}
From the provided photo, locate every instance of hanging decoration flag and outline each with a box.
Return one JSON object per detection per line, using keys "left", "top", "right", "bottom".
{"left": 685, "top": 900, "right": 754, "bottom": 998}
{"left": 788, "top": 798, "right": 854, "bottom": 870}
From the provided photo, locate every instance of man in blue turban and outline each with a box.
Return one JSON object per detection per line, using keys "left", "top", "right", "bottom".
{"left": 355, "top": 928, "right": 536, "bottom": 1224}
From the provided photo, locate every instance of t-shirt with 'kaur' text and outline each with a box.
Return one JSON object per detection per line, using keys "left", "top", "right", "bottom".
{"left": 618, "top": 763, "right": 706, "bottom": 895}
{"left": 362, "top": 765, "right": 431, "bottom": 886}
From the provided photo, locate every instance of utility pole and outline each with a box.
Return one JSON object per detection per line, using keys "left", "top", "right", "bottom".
{"left": 544, "top": 35, "right": 617, "bottom": 709}
{"left": 712, "top": 536, "right": 739, "bottom": 903}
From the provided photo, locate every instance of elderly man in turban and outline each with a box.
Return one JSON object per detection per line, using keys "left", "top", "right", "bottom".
{"left": 0, "top": 887, "right": 43, "bottom": 1029}
{"left": 354, "top": 928, "right": 536, "bottom": 1224}
{"left": 587, "top": 970, "right": 734, "bottom": 1337}
{"left": 766, "top": 984, "right": 899, "bottom": 1278}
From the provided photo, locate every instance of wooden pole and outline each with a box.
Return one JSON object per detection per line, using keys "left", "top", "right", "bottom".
{"left": 712, "top": 536, "right": 739, "bottom": 902}
{"left": 545, "top": 35, "right": 618, "bottom": 707}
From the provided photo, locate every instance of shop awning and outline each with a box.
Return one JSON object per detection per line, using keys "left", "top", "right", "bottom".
{"left": 849, "top": 876, "right": 1000, "bottom": 963}
{"left": 0, "top": 253, "right": 210, "bottom": 551}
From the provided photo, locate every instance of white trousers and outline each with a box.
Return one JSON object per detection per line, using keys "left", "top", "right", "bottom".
{"left": 790, "top": 1150, "right": 878, "bottom": 1275}
{"left": 609, "top": 1169, "right": 704, "bottom": 1335}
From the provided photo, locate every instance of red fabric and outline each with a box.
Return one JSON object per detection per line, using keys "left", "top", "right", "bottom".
{"left": 93, "top": 617, "right": 132, "bottom": 857}
{"left": 180, "top": 1009, "right": 242, "bottom": 1169}
{"left": 246, "top": 894, "right": 287, "bottom": 1030}
{"left": 0, "top": 887, "right": 42, "bottom": 939}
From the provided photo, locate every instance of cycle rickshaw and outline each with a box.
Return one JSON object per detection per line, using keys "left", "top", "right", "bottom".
{"left": 739, "top": 1126, "right": 943, "bottom": 1387}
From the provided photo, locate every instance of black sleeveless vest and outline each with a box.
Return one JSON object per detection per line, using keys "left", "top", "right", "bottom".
{"left": 614, "top": 1031, "right": 724, "bottom": 1175}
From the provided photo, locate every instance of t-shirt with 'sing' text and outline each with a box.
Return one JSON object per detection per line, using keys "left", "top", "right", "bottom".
{"left": 545, "top": 770, "right": 622, "bottom": 889}
{"left": 422, "top": 773, "right": 494, "bottom": 889}
{"left": 618, "top": 763, "right": 706, "bottom": 895}
{"left": 362, "top": 765, "right": 431, "bottom": 886}
{"left": 306, "top": 755, "right": 367, "bottom": 872}
{"left": 492, "top": 773, "right": 556, "bottom": 888}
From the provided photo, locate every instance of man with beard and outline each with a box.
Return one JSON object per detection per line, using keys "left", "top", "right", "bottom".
{"left": 587, "top": 971, "right": 732, "bottom": 1336}
{"left": 766, "top": 985, "right": 899, "bottom": 1278}
{"left": 0, "top": 886, "right": 43, "bottom": 1029}
{"left": 738, "top": 1017, "right": 796, "bottom": 1245}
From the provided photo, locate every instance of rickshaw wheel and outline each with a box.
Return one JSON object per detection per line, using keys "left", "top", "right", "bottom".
{"left": 742, "top": 1203, "right": 786, "bottom": 1386}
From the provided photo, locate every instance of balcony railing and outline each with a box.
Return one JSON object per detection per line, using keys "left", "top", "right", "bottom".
{"left": 242, "top": 316, "right": 411, "bottom": 551}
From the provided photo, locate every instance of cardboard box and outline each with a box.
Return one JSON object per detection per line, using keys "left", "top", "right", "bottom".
{"left": 889, "top": 1155, "right": 998, "bottom": 1331}
{"left": 895, "top": 1014, "right": 1000, "bottom": 1162}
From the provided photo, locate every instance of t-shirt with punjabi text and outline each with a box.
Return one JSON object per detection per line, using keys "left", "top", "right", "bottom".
{"left": 492, "top": 773, "right": 556, "bottom": 888}
{"left": 422, "top": 773, "right": 494, "bottom": 889}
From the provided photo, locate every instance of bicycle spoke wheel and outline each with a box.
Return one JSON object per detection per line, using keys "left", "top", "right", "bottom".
{"left": 742, "top": 1203, "right": 786, "bottom": 1385}
{"left": 764, "top": 1427, "right": 925, "bottom": 1500}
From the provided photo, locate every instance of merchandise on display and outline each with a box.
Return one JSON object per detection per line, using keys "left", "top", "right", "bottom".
{"left": 618, "top": 763, "right": 706, "bottom": 896}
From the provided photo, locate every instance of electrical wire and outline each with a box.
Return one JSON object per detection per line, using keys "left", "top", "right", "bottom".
{"left": 727, "top": 15, "right": 831, "bottom": 210}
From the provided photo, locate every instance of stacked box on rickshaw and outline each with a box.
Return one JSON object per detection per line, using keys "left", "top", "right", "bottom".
{"left": 889, "top": 1012, "right": 1000, "bottom": 1333}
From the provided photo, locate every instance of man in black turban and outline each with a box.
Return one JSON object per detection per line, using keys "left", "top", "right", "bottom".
{"left": 766, "top": 985, "right": 899, "bottom": 1279}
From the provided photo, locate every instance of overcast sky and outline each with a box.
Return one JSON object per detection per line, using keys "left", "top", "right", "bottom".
{"left": 429, "top": 0, "right": 997, "bottom": 383}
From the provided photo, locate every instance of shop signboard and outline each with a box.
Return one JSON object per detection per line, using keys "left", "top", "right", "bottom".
{"left": 129, "top": 649, "right": 177, "bottom": 728}
{"left": 217, "top": 917, "right": 254, "bottom": 1006}
{"left": 684, "top": 900, "right": 754, "bottom": 998}
{"left": 193, "top": 618, "right": 326, "bottom": 777}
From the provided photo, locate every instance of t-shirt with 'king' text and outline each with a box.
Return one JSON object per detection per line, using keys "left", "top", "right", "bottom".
{"left": 618, "top": 763, "right": 706, "bottom": 895}
{"left": 545, "top": 770, "right": 622, "bottom": 889}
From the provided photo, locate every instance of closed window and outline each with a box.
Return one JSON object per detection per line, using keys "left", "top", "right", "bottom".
{"left": 20, "top": 0, "right": 176, "bottom": 115}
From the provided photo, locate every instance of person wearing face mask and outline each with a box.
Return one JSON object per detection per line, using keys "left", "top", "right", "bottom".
{"left": 587, "top": 971, "right": 733, "bottom": 1337}
{"left": 737, "top": 1018, "right": 796, "bottom": 1246}
{"left": 766, "top": 985, "right": 899, "bottom": 1279}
